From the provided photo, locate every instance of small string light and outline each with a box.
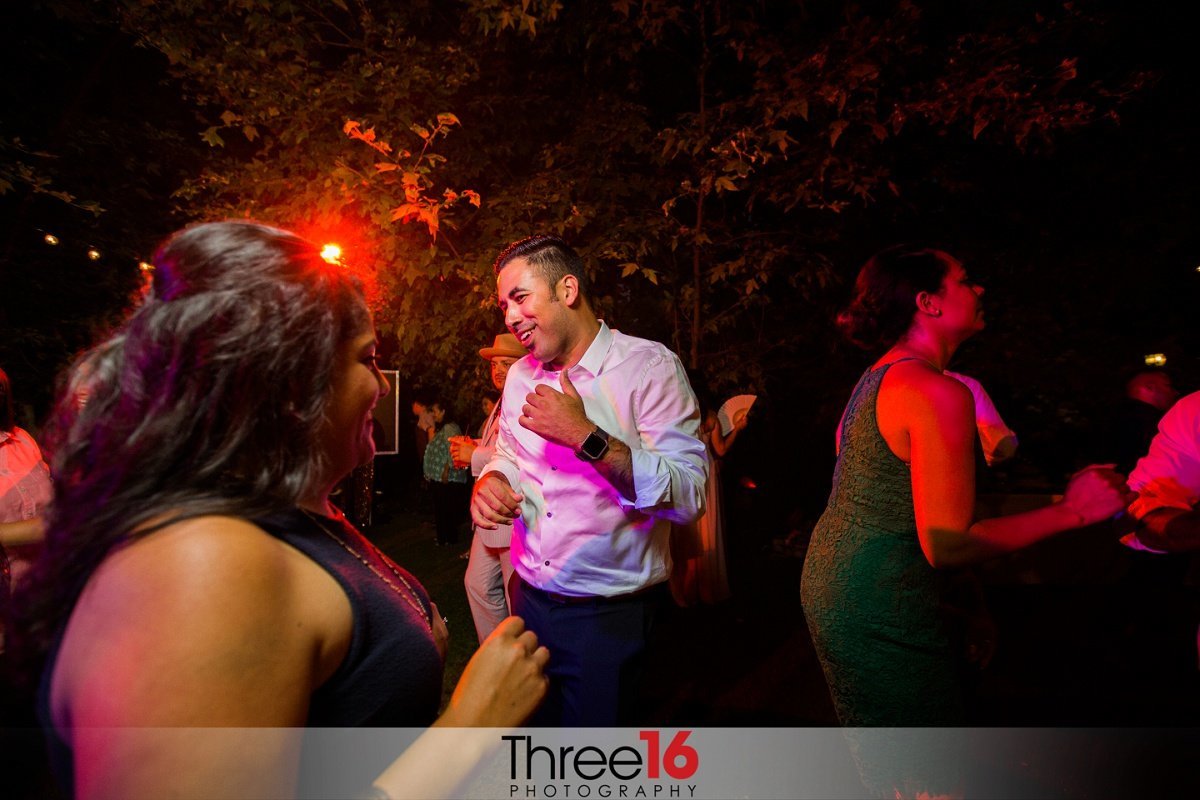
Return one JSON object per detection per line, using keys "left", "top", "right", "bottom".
{"left": 1144, "top": 353, "right": 1167, "bottom": 367}
{"left": 44, "top": 234, "right": 59, "bottom": 245}
{"left": 86, "top": 247, "right": 102, "bottom": 261}
{"left": 138, "top": 261, "right": 154, "bottom": 272}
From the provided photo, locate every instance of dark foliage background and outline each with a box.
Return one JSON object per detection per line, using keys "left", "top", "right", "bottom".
{"left": 4, "top": 0, "right": 1199, "bottom": 529}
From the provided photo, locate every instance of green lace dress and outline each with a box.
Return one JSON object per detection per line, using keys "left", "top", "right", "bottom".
{"left": 800, "top": 360, "right": 964, "bottom": 795}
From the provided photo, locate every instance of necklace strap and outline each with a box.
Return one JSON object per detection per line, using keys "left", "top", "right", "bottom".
{"left": 299, "top": 508, "right": 432, "bottom": 630}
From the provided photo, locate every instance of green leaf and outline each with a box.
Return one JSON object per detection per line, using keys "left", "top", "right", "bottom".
{"left": 201, "top": 127, "right": 225, "bottom": 147}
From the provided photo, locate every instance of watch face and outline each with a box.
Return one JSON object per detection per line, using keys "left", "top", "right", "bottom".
{"left": 580, "top": 430, "right": 609, "bottom": 460}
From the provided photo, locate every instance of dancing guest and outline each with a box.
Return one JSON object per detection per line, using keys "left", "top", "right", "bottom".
{"left": 669, "top": 377, "right": 747, "bottom": 606}
{"left": 0, "top": 367, "right": 52, "bottom": 606}
{"left": 470, "top": 234, "right": 707, "bottom": 725}
{"left": 1111, "top": 369, "right": 1178, "bottom": 475}
{"left": 800, "top": 245, "right": 1131, "bottom": 797}
{"left": 423, "top": 397, "right": 471, "bottom": 546}
{"left": 451, "top": 333, "right": 524, "bottom": 643}
{"left": 478, "top": 391, "right": 499, "bottom": 437}
{"left": 8, "top": 221, "right": 547, "bottom": 800}
{"left": 943, "top": 370, "right": 1019, "bottom": 466}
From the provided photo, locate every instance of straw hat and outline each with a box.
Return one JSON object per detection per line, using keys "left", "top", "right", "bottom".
{"left": 478, "top": 332, "right": 525, "bottom": 361}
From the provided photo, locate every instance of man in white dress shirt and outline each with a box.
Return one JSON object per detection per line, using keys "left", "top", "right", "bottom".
{"left": 1124, "top": 389, "right": 1200, "bottom": 681}
{"left": 1127, "top": 389, "right": 1200, "bottom": 552}
{"left": 470, "top": 234, "right": 707, "bottom": 725}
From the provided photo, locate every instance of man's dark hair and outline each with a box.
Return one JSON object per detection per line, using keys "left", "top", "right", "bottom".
{"left": 493, "top": 234, "right": 589, "bottom": 300}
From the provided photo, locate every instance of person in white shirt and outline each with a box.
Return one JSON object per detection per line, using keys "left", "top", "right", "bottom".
{"left": 944, "top": 370, "right": 1019, "bottom": 466}
{"left": 470, "top": 234, "right": 707, "bottom": 725}
{"left": 1125, "top": 389, "right": 1200, "bottom": 684}
{"left": 451, "top": 332, "right": 524, "bottom": 643}
{"left": 1127, "top": 390, "right": 1200, "bottom": 552}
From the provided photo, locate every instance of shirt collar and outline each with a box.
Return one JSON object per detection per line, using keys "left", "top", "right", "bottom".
{"left": 572, "top": 320, "right": 611, "bottom": 379}
{"left": 531, "top": 320, "right": 612, "bottom": 379}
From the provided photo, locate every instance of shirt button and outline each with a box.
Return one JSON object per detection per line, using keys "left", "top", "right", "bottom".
{"left": 546, "top": 511, "right": 553, "bottom": 518}
{"left": 551, "top": 466, "right": 557, "bottom": 471}
{"left": 544, "top": 560, "right": 551, "bottom": 566}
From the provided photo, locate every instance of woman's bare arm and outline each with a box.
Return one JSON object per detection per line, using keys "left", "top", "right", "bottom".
{"left": 898, "top": 367, "right": 1130, "bottom": 568}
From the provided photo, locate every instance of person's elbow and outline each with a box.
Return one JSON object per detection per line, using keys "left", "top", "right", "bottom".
{"left": 918, "top": 528, "right": 972, "bottom": 569}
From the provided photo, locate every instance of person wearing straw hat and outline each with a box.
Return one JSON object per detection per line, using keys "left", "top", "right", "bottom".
{"left": 451, "top": 333, "right": 525, "bottom": 643}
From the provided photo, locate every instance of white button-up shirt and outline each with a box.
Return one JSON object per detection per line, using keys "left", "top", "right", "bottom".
{"left": 482, "top": 322, "right": 707, "bottom": 597}
{"left": 1125, "top": 390, "right": 1200, "bottom": 552}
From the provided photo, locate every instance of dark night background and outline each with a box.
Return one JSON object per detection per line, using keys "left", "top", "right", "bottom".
{"left": 2, "top": 4, "right": 1199, "bottom": 791}
{"left": 5, "top": 2, "right": 1200, "bottom": 517}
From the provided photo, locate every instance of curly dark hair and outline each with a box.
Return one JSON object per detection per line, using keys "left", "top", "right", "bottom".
{"left": 493, "top": 234, "right": 590, "bottom": 300}
{"left": 836, "top": 245, "right": 955, "bottom": 351}
{"left": 9, "top": 220, "right": 370, "bottom": 668}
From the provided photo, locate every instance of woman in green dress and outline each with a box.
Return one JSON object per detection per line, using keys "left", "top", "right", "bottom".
{"left": 800, "top": 245, "right": 1132, "bottom": 797}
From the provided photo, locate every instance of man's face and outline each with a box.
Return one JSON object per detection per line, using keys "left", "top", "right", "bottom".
{"left": 497, "top": 257, "right": 572, "bottom": 368}
{"left": 489, "top": 356, "right": 517, "bottom": 390}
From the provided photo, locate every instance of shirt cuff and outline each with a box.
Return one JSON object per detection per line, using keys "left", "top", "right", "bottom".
{"left": 480, "top": 458, "right": 520, "bottom": 491}
{"left": 622, "top": 448, "right": 673, "bottom": 512}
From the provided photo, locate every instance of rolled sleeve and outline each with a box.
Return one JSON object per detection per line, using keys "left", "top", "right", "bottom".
{"left": 621, "top": 352, "right": 708, "bottom": 524}
{"left": 1127, "top": 394, "right": 1200, "bottom": 519}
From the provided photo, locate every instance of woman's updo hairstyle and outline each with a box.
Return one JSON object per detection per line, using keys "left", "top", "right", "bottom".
{"left": 836, "top": 245, "right": 954, "bottom": 351}
{"left": 13, "top": 221, "right": 369, "bottom": 663}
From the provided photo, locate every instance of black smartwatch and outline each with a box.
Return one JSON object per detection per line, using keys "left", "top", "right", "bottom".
{"left": 575, "top": 426, "right": 611, "bottom": 461}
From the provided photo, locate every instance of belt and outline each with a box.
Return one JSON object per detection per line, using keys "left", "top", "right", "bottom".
{"left": 518, "top": 577, "right": 662, "bottom": 606}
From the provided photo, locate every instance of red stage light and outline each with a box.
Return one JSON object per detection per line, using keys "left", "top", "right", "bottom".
{"left": 320, "top": 243, "right": 343, "bottom": 264}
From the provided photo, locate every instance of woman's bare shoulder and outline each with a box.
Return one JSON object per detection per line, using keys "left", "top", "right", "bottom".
{"left": 879, "top": 361, "right": 974, "bottom": 428}
{"left": 53, "top": 514, "right": 346, "bottom": 728}
{"left": 886, "top": 361, "right": 971, "bottom": 401}
{"left": 62, "top": 516, "right": 303, "bottom": 647}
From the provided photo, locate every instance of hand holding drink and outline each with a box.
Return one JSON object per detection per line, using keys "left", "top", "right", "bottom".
{"left": 449, "top": 435, "right": 477, "bottom": 469}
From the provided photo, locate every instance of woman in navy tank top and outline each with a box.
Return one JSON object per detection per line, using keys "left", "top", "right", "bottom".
{"left": 8, "top": 221, "right": 548, "bottom": 799}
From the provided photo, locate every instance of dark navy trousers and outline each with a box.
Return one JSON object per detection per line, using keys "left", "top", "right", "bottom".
{"left": 510, "top": 576, "right": 664, "bottom": 726}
